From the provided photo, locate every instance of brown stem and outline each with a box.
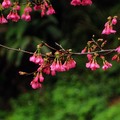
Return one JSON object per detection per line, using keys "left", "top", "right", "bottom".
{"left": 92, "top": 38, "right": 103, "bottom": 50}
{"left": 0, "top": 44, "right": 34, "bottom": 55}
{"left": 0, "top": 43, "right": 116, "bottom": 57}
{"left": 42, "top": 41, "right": 57, "bottom": 51}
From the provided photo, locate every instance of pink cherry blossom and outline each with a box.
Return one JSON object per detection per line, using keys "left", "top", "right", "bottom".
{"left": 2, "top": 0, "right": 12, "bottom": 8}
{"left": 46, "top": 6, "right": 55, "bottom": 15}
{"left": 35, "top": 55, "right": 44, "bottom": 64}
{"left": 115, "top": 46, "right": 120, "bottom": 53}
{"left": 34, "top": 5, "right": 41, "bottom": 11}
{"left": 7, "top": 11, "right": 20, "bottom": 22}
{"left": 0, "top": 15, "right": 8, "bottom": 24}
{"left": 71, "top": 0, "right": 81, "bottom": 6}
{"left": 51, "top": 70, "right": 56, "bottom": 76}
{"left": 86, "top": 61, "right": 91, "bottom": 68}
{"left": 90, "top": 61, "right": 100, "bottom": 71}
{"left": 112, "top": 55, "right": 118, "bottom": 61}
{"left": 29, "top": 55, "right": 36, "bottom": 62}
{"left": 21, "top": 13, "right": 31, "bottom": 22}
{"left": 86, "top": 60, "right": 100, "bottom": 71}
{"left": 71, "top": 0, "right": 92, "bottom": 6}
{"left": 112, "top": 55, "right": 119, "bottom": 62}
{"left": 30, "top": 81, "right": 42, "bottom": 89}
{"left": 50, "top": 60, "right": 64, "bottom": 72}
{"left": 81, "top": 47, "right": 87, "bottom": 53}
{"left": 87, "top": 54, "right": 92, "bottom": 61}
{"left": 102, "top": 61, "right": 112, "bottom": 70}
{"left": 63, "top": 58, "right": 76, "bottom": 71}
{"left": 112, "top": 46, "right": 120, "bottom": 62}
{"left": 50, "top": 60, "right": 56, "bottom": 71}
{"left": 41, "top": 5, "right": 46, "bottom": 17}
{"left": 56, "top": 61, "right": 65, "bottom": 72}
{"left": 30, "top": 74, "right": 42, "bottom": 89}
{"left": 13, "top": 4, "right": 20, "bottom": 11}
{"left": 29, "top": 55, "right": 44, "bottom": 64}
{"left": 102, "top": 22, "right": 116, "bottom": 35}
{"left": 39, "top": 73, "right": 44, "bottom": 82}
{"left": 112, "top": 17, "right": 117, "bottom": 25}
{"left": 24, "top": 6, "right": 32, "bottom": 13}
{"left": 43, "top": 66, "right": 51, "bottom": 75}
{"left": 81, "top": 0, "right": 92, "bottom": 6}
{"left": 68, "top": 58, "right": 76, "bottom": 69}
{"left": 43, "top": 0, "right": 49, "bottom": 7}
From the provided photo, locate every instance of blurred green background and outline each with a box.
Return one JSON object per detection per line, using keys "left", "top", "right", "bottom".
{"left": 0, "top": 0, "right": 120, "bottom": 120}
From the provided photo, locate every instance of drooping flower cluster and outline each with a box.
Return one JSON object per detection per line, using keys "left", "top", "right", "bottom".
{"left": 81, "top": 37, "right": 115, "bottom": 71}
{"left": 7, "top": 2, "right": 20, "bottom": 22}
{"left": 33, "top": 1, "right": 55, "bottom": 17}
{"left": 112, "top": 46, "right": 120, "bottom": 62}
{"left": 71, "top": 0, "right": 92, "bottom": 6}
{"left": 0, "top": 0, "right": 93, "bottom": 24}
{"left": 2, "top": 0, "right": 11, "bottom": 8}
{"left": 102, "top": 16, "right": 117, "bottom": 35}
{"left": 27, "top": 44, "right": 76, "bottom": 89}
{"left": 86, "top": 54, "right": 100, "bottom": 71}
{"left": 0, "top": 0, "right": 56, "bottom": 24}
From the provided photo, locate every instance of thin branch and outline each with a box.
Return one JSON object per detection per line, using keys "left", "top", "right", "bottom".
{"left": 42, "top": 41, "right": 57, "bottom": 51}
{"left": 0, "top": 43, "right": 116, "bottom": 57}
{"left": 92, "top": 38, "right": 103, "bottom": 50}
{"left": 72, "top": 49, "right": 116, "bottom": 55}
{"left": 0, "top": 44, "right": 34, "bottom": 55}
{"left": 55, "top": 42, "right": 65, "bottom": 51}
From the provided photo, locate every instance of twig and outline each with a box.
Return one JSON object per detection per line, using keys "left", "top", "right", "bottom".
{"left": 42, "top": 41, "right": 57, "bottom": 51}
{"left": 92, "top": 38, "right": 103, "bottom": 50}
{"left": 55, "top": 42, "right": 65, "bottom": 51}
{"left": 0, "top": 44, "right": 34, "bottom": 55}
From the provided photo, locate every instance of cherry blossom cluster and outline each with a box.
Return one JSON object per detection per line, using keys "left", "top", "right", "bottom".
{"left": 112, "top": 46, "right": 120, "bottom": 62}
{"left": 24, "top": 44, "right": 76, "bottom": 89}
{"left": 71, "top": 0, "right": 92, "bottom": 6}
{"left": 0, "top": 0, "right": 56, "bottom": 23}
{"left": 0, "top": 0, "right": 92, "bottom": 24}
{"left": 102, "top": 16, "right": 117, "bottom": 35}
{"left": 81, "top": 38, "right": 119, "bottom": 71}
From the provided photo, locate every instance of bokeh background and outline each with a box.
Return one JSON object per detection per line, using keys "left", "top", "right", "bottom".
{"left": 0, "top": 0, "right": 120, "bottom": 120}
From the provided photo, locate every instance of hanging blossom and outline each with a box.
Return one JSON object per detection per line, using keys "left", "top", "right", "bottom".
{"left": 33, "top": 0, "right": 55, "bottom": 17}
{"left": 102, "top": 16, "right": 117, "bottom": 35}
{"left": 0, "top": 0, "right": 93, "bottom": 24}
{"left": 102, "top": 60, "right": 112, "bottom": 70}
{"left": 112, "top": 46, "right": 120, "bottom": 62}
{"left": 7, "top": 2, "right": 20, "bottom": 22}
{"left": 0, "top": 3, "right": 8, "bottom": 24}
{"left": 30, "top": 73, "right": 43, "bottom": 89}
{"left": 86, "top": 55, "right": 100, "bottom": 71}
{"left": 21, "top": 3, "right": 32, "bottom": 22}
{"left": 71, "top": 0, "right": 92, "bottom": 6}
{"left": 30, "top": 53, "right": 76, "bottom": 89}
{"left": 2, "top": 0, "right": 12, "bottom": 8}
{"left": 0, "top": 0, "right": 55, "bottom": 24}
{"left": 0, "top": 14, "right": 8, "bottom": 24}
{"left": 81, "top": 36, "right": 115, "bottom": 72}
{"left": 115, "top": 46, "right": 120, "bottom": 53}
{"left": 25, "top": 44, "right": 76, "bottom": 89}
